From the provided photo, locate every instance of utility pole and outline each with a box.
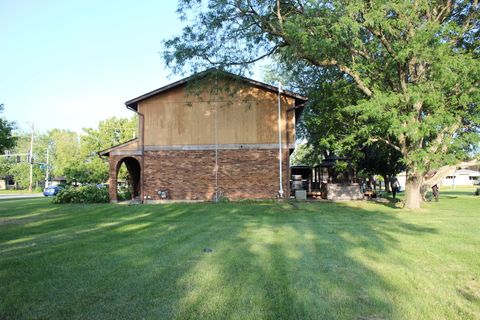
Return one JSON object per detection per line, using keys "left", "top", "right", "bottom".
{"left": 277, "top": 82, "right": 284, "bottom": 198}
{"left": 28, "top": 122, "right": 34, "bottom": 192}
{"left": 45, "top": 145, "right": 49, "bottom": 188}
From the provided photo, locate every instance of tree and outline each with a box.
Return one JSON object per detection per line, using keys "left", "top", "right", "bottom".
{"left": 267, "top": 63, "right": 405, "bottom": 189}
{"left": 64, "top": 158, "right": 109, "bottom": 185}
{"left": 163, "top": 0, "right": 480, "bottom": 209}
{"left": 1, "top": 131, "right": 50, "bottom": 190}
{"left": 0, "top": 157, "right": 13, "bottom": 179}
{"left": 43, "top": 129, "right": 80, "bottom": 178}
{"left": 358, "top": 143, "right": 405, "bottom": 192}
{"left": 64, "top": 116, "right": 137, "bottom": 184}
{"left": 80, "top": 116, "right": 137, "bottom": 158}
{"left": 9, "top": 162, "right": 43, "bottom": 189}
{"left": 0, "top": 104, "right": 17, "bottom": 154}
{"left": 290, "top": 143, "right": 319, "bottom": 166}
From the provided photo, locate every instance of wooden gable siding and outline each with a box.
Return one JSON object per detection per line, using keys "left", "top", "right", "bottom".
{"left": 138, "top": 80, "right": 296, "bottom": 147}
{"left": 113, "top": 140, "right": 139, "bottom": 153}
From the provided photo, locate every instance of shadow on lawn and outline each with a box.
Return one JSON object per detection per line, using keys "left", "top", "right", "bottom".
{"left": 0, "top": 199, "right": 437, "bottom": 319}
{"left": 170, "top": 202, "right": 438, "bottom": 319}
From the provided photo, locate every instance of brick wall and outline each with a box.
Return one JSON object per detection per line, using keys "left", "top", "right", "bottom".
{"left": 108, "top": 155, "right": 142, "bottom": 202}
{"left": 143, "top": 149, "right": 289, "bottom": 201}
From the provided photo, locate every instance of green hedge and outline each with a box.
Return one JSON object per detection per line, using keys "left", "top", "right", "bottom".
{"left": 52, "top": 185, "right": 109, "bottom": 204}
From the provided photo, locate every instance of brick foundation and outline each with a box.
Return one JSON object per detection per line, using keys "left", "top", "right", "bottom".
{"left": 108, "top": 148, "right": 289, "bottom": 202}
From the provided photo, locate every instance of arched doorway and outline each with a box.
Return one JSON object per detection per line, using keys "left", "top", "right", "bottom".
{"left": 115, "top": 157, "right": 141, "bottom": 201}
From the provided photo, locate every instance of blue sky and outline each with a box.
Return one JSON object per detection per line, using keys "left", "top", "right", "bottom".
{"left": 0, "top": 0, "right": 194, "bottom": 133}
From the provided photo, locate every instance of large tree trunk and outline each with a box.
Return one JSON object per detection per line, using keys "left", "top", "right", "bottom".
{"left": 383, "top": 175, "right": 391, "bottom": 192}
{"left": 405, "top": 172, "right": 423, "bottom": 210}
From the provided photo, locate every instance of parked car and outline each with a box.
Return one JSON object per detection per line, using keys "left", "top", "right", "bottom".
{"left": 43, "top": 185, "right": 64, "bottom": 197}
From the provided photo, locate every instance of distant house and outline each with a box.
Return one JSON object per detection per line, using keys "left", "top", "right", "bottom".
{"left": 99, "top": 69, "right": 307, "bottom": 202}
{"left": 396, "top": 168, "right": 480, "bottom": 189}
{"left": 50, "top": 176, "right": 67, "bottom": 187}
{"left": 442, "top": 169, "right": 480, "bottom": 186}
{"left": 0, "top": 175, "right": 15, "bottom": 190}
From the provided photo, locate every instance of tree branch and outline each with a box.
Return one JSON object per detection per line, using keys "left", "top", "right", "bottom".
{"left": 434, "top": 0, "right": 453, "bottom": 23}
{"left": 298, "top": 56, "right": 374, "bottom": 97}
{"left": 200, "top": 45, "right": 280, "bottom": 67}
{"left": 423, "top": 159, "right": 479, "bottom": 188}
{"left": 370, "top": 138, "right": 402, "bottom": 152}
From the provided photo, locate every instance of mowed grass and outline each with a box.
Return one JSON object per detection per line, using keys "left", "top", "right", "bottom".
{"left": 0, "top": 190, "right": 39, "bottom": 194}
{"left": 0, "top": 190, "right": 479, "bottom": 319}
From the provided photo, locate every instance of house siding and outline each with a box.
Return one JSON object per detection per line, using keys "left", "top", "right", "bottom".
{"left": 103, "top": 70, "right": 306, "bottom": 202}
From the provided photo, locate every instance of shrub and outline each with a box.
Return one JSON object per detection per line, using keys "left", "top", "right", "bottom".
{"left": 117, "top": 186, "right": 132, "bottom": 201}
{"left": 52, "top": 185, "right": 109, "bottom": 204}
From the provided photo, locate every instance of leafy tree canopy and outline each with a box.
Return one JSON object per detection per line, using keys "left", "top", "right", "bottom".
{"left": 0, "top": 104, "right": 17, "bottom": 154}
{"left": 80, "top": 116, "right": 137, "bottom": 159}
{"left": 1, "top": 116, "right": 137, "bottom": 188}
{"left": 46, "top": 129, "right": 80, "bottom": 177}
{"left": 64, "top": 116, "right": 137, "bottom": 184}
{"left": 164, "top": 0, "right": 480, "bottom": 209}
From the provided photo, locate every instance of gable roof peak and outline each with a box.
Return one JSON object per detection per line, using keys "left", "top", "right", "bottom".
{"left": 124, "top": 68, "right": 307, "bottom": 111}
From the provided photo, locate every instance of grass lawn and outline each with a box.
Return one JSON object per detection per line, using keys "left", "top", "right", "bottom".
{"left": 0, "top": 190, "right": 40, "bottom": 194}
{"left": 1, "top": 190, "right": 479, "bottom": 319}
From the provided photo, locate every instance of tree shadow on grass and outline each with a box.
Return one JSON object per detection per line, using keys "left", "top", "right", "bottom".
{"left": 0, "top": 199, "right": 444, "bottom": 319}
{"left": 163, "top": 202, "right": 439, "bottom": 319}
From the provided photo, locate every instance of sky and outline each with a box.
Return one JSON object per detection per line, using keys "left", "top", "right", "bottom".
{"left": 0, "top": 0, "right": 200, "bottom": 134}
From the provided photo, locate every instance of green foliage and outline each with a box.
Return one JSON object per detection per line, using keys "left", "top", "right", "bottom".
{"left": 81, "top": 116, "right": 137, "bottom": 158}
{"left": 46, "top": 129, "right": 79, "bottom": 177}
{"left": 0, "top": 157, "right": 13, "bottom": 178}
{"left": 217, "top": 195, "right": 230, "bottom": 203}
{"left": 52, "top": 185, "right": 109, "bottom": 204}
{"left": 0, "top": 116, "right": 136, "bottom": 189}
{"left": 164, "top": 0, "right": 480, "bottom": 208}
{"left": 357, "top": 143, "right": 405, "bottom": 179}
{"left": 1, "top": 129, "right": 77, "bottom": 189}
{"left": 289, "top": 143, "right": 320, "bottom": 166}
{"left": 0, "top": 130, "right": 47, "bottom": 189}
{"left": 117, "top": 185, "right": 132, "bottom": 201}
{"left": 64, "top": 158, "right": 109, "bottom": 185}
{"left": 0, "top": 104, "right": 17, "bottom": 154}
{"left": 62, "top": 116, "right": 137, "bottom": 184}
{"left": 8, "top": 162, "right": 43, "bottom": 189}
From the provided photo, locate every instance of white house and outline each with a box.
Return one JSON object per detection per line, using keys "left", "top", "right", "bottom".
{"left": 442, "top": 169, "right": 480, "bottom": 187}
{"left": 395, "top": 168, "right": 480, "bottom": 189}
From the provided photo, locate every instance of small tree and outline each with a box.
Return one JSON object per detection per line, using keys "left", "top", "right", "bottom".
{"left": 0, "top": 104, "right": 17, "bottom": 154}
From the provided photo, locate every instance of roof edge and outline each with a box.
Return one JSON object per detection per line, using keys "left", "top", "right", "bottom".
{"left": 98, "top": 138, "right": 138, "bottom": 157}
{"left": 125, "top": 68, "right": 308, "bottom": 110}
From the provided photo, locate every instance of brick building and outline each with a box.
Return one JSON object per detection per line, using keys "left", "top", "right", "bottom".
{"left": 99, "top": 69, "right": 307, "bottom": 203}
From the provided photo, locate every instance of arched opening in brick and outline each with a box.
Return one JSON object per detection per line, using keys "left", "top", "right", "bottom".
{"left": 115, "top": 157, "right": 141, "bottom": 201}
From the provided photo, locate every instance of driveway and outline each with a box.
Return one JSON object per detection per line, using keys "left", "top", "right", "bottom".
{"left": 0, "top": 193, "right": 44, "bottom": 200}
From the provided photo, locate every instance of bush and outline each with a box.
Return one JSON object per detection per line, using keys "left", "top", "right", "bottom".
{"left": 117, "top": 186, "right": 132, "bottom": 201}
{"left": 52, "top": 185, "right": 109, "bottom": 204}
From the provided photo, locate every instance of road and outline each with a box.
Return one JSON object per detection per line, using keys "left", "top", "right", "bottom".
{"left": 0, "top": 193, "right": 44, "bottom": 200}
